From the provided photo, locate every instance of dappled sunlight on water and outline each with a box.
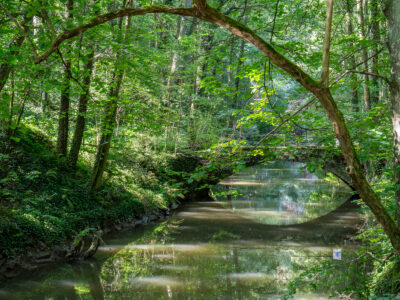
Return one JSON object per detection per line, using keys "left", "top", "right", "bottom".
{"left": 213, "top": 161, "right": 353, "bottom": 225}
{"left": 0, "top": 161, "right": 362, "bottom": 300}
{"left": 130, "top": 276, "right": 184, "bottom": 287}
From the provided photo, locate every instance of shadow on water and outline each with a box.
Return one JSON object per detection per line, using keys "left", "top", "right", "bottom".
{"left": 0, "top": 161, "right": 363, "bottom": 300}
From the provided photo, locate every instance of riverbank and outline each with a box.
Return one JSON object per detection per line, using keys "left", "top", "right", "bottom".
{"left": 0, "top": 200, "right": 178, "bottom": 282}
{"left": 0, "top": 127, "right": 206, "bottom": 283}
{"left": 0, "top": 162, "right": 364, "bottom": 299}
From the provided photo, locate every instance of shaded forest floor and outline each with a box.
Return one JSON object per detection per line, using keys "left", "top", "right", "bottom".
{"left": 0, "top": 125, "right": 197, "bottom": 259}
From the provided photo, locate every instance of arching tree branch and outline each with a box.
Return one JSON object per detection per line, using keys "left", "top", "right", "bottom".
{"left": 34, "top": 6, "right": 197, "bottom": 64}
{"left": 35, "top": 0, "right": 400, "bottom": 252}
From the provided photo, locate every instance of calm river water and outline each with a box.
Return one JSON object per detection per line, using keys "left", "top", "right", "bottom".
{"left": 0, "top": 161, "right": 362, "bottom": 299}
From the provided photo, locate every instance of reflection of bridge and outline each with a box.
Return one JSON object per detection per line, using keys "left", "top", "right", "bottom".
{"left": 241, "top": 145, "right": 352, "bottom": 189}
{"left": 189, "top": 144, "right": 353, "bottom": 202}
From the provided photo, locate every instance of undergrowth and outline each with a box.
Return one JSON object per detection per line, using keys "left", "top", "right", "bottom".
{"left": 0, "top": 125, "right": 195, "bottom": 258}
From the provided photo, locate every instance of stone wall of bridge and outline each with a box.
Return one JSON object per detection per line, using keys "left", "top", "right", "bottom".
{"left": 242, "top": 146, "right": 353, "bottom": 190}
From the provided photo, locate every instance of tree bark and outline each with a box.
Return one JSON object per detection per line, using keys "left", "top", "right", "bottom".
{"left": 88, "top": 6, "right": 130, "bottom": 192}
{"left": 87, "top": 68, "right": 123, "bottom": 192}
{"left": 356, "top": 0, "right": 371, "bottom": 110}
{"left": 232, "top": 0, "right": 248, "bottom": 125}
{"left": 188, "top": 18, "right": 201, "bottom": 148}
{"left": 345, "top": 0, "right": 360, "bottom": 112}
{"left": 164, "top": 15, "right": 185, "bottom": 150}
{"left": 234, "top": 39, "right": 245, "bottom": 109}
{"left": 384, "top": 0, "right": 400, "bottom": 227}
{"left": 68, "top": 2, "right": 100, "bottom": 169}
{"left": 68, "top": 45, "right": 95, "bottom": 168}
{"left": 321, "top": 0, "right": 333, "bottom": 86}
{"left": 370, "top": 0, "right": 380, "bottom": 106}
{"left": 56, "top": 0, "right": 74, "bottom": 156}
{"left": 56, "top": 65, "right": 71, "bottom": 156}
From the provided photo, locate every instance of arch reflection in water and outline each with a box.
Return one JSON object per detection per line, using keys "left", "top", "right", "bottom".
{"left": 0, "top": 161, "right": 362, "bottom": 300}
{"left": 214, "top": 161, "right": 353, "bottom": 225}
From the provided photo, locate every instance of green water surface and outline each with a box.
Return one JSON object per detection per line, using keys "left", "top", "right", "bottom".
{"left": 0, "top": 162, "right": 362, "bottom": 299}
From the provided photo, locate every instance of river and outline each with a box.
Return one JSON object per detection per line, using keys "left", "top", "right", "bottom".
{"left": 0, "top": 161, "right": 362, "bottom": 299}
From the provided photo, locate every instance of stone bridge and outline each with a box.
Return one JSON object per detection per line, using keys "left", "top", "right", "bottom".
{"left": 241, "top": 145, "right": 353, "bottom": 190}
{"left": 182, "top": 144, "right": 354, "bottom": 201}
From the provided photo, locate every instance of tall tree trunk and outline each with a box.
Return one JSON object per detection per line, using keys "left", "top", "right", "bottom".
{"left": 87, "top": 68, "right": 123, "bottom": 192}
{"left": 345, "top": 0, "right": 359, "bottom": 112}
{"left": 228, "top": 0, "right": 248, "bottom": 128}
{"left": 56, "top": 0, "right": 74, "bottom": 156}
{"left": 188, "top": 18, "right": 201, "bottom": 148}
{"left": 384, "top": 0, "right": 400, "bottom": 226}
{"left": 167, "top": 17, "right": 184, "bottom": 90}
{"left": 226, "top": 37, "right": 235, "bottom": 128}
{"left": 370, "top": 0, "right": 380, "bottom": 107}
{"left": 356, "top": 0, "right": 371, "bottom": 110}
{"left": 320, "top": 0, "right": 333, "bottom": 86}
{"left": 164, "top": 15, "right": 185, "bottom": 150}
{"left": 233, "top": 39, "right": 245, "bottom": 110}
{"left": 57, "top": 67, "right": 71, "bottom": 156}
{"left": 68, "top": 1, "right": 100, "bottom": 168}
{"left": 88, "top": 5, "right": 130, "bottom": 192}
{"left": 68, "top": 45, "right": 95, "bottom": 168}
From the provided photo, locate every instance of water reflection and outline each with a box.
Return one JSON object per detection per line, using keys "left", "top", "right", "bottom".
{"left": 214, "top": 161, "right": 352, "bottom": 225}
{"left": 0, "top": 162, "right": 362, "bottom": 300}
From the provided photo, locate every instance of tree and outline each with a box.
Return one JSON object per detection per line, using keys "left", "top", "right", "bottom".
{"left": 68, "top": 44, "right": 95, "bottom": 168}
{"left": 88, "top": 3, "right": 131, "bottom": 192}
{"left": 370, "top": 0, "right": 380, "bottom": 106}
{"left": 56, "top": 0, "right": 74, "bottom": 156}
{"left": 356, "top": 0, "right": 371, "bottom": 110}
{"left": 345, "top": 0, "right": 360, "bottom": 112}
{"left": 384, "top": 0, "right": 400, "bottom": 226}
{"left": 31, "top": 0, "right": 400, "bottom": 252}
{"left": 68, "top": 1, "right": 100, "bottom": 169}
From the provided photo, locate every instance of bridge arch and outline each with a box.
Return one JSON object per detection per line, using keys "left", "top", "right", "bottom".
{"left": 242, "top": 146, "right": 353, "bottom": 190}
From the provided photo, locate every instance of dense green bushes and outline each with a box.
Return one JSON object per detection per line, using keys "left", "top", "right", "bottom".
{"left": 0, "top": 126, "right": 192, "bottom": 258}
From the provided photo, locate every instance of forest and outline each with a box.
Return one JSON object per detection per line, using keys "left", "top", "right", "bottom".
{"left": 0, "top": 0, "right": 400, "bottom": 298}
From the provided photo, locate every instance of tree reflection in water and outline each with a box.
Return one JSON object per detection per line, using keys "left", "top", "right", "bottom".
{"left": 0, "top": 162, "right": 363, "bottom": 299}
{"left": 215, "top": 161, "right": 353, "bottom": 225}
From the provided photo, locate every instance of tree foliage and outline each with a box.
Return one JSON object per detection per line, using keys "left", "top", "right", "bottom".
{"left": 0, "top": 0, "right": 400, "bottom": 295}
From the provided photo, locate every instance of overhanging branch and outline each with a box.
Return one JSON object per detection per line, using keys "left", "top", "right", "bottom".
{"left": 34, "top": 6, "right": 197, "bottom": 64}
{"left": 33, "top": 0, "right": 400, "bottom": 252}
{"left": 35, "top": 2, "right": 319, "bottom": 95}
